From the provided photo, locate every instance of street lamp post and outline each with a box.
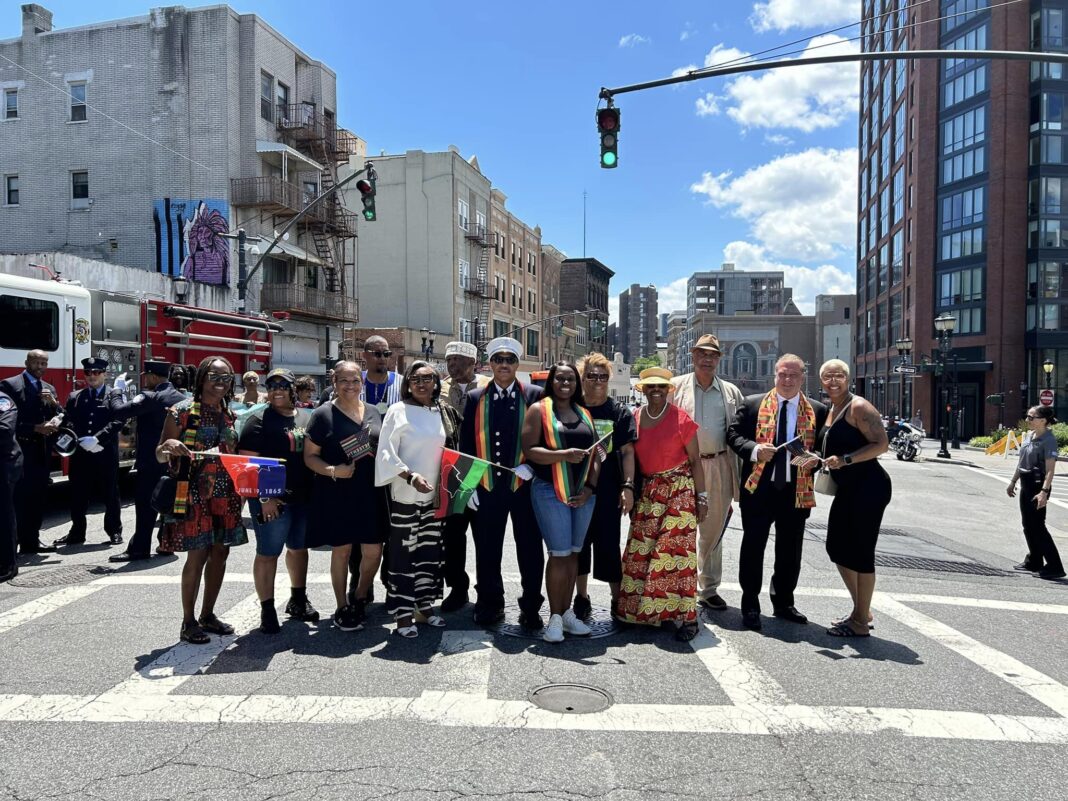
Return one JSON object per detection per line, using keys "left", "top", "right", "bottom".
{"left": 1043, "top": 358, "right": 1054, "bottom": 390}
{"left": 420, "top": 327, "right": 436, "bottom": 361}
{"left": 934, "top": 312, "right": 956, "bottom": 459}
{"left": 895, "top": 337, "right": 913, "bottom": 418}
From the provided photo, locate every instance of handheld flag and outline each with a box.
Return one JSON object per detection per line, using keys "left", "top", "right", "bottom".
{"left": 436, "top": 449, "right": 492, "bottom": 519}
{"left": 216, "top": 454, "right": 287, "bottom": 498}
{"left": 340, "top": 428, "right": 372, "bottom": 463}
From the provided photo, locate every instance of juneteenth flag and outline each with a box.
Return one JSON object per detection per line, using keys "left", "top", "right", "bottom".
{"left": 435, "top": 449, "right": 491, "bottom": 519}
{"left": 216, "top": 454, "right": 287, "bottom": 498}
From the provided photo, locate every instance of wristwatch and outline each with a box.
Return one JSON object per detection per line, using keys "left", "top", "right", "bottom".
{"left": 843, "top": 454, "right": 853, "bottom": 465}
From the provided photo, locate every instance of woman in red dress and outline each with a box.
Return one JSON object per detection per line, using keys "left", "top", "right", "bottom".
{"left": 618, "top": 367, "right": 708, "bottom": 641}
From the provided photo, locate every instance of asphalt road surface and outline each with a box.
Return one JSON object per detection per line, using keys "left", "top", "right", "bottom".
{"left": 1, "top": 444, "right": 1066, "bottom": 800}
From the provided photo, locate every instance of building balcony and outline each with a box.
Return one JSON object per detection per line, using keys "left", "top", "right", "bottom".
{"left": 230, "top": 177, "right": 329, "bottom": 225}
{"left": 464, "top": 223, "right": 491, "bottom": 246}
{"left": 460, "top": 275, "right": 492, "bottom": 297}
{"left": 260, "top": 282, "right": 357, "bottom": 323}
{"left": 276, "top": 103, "right": 342, "bottom": 157}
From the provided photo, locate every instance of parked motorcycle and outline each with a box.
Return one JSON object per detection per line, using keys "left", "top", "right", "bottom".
{"left": 889, "top": 421, "right": 924, "bottom": 461}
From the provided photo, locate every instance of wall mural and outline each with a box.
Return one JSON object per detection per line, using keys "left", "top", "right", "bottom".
{"left": 153, "top": 198, "right": 230, "bottom": 285}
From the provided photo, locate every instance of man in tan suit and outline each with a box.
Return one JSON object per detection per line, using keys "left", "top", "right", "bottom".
{"left": 671, "top": 334, "right": 745, "bottom": 611}
{"left": 439, "top": 341, "right": 490, "bottom": 611}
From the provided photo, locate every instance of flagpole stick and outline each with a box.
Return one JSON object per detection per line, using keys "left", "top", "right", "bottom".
{"left": 190, "top": 453, "right": 286, "bottom": 463}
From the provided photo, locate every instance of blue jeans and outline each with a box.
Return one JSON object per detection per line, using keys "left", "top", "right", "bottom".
{"left": 531, "top": 478, "right": 595, "bottom": 557}
{"left": 249, "top": 499, "right": 307, "bottom": 557}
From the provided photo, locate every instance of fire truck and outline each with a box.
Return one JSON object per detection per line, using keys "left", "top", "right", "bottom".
{"left": 0, "top": 272, "right": 283, "bottom": 471}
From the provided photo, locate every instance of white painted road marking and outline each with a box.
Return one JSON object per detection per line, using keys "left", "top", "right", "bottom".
{"left": 689, "top": 621, "right": 790, "bottom": 709}
{"left": 963, "top": 465, "right": 1068, "bottom": 511}
{"left": 0, "top": 585, "right": 104, "bottom": 635}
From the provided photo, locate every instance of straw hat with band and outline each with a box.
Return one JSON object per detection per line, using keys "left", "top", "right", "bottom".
{"left": 635, "top": 367, "right": 675, "bottom": 391}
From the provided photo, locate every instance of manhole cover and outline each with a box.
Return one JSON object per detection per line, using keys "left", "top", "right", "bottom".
{"left": 873, "top": 555, "right": 1013, "bottom": 576}
{"left": 807, "top": 522, "right": 906, "bottom": 536}
{"left": 8, "top": 564, "right": 114, "bottom": 588}
{"left": 529, "top": 683, "right": 613, "bottom": 714}
{"left": 495, "top": 603, "right": 618, "bottom": 640}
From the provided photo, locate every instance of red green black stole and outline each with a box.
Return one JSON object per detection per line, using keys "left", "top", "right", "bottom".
{"left": 540, "top": 398, "right": 596, "bottom": 504}
{"left": 474, "top": 383, "right": 527, "bottom": 491}
{"left": 743, "top": 391, "right": 817, "bottom": 509}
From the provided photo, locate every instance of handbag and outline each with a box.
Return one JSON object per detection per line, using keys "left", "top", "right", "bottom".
{"left": 813, "top": 468, "right": 837, "bottom": 496}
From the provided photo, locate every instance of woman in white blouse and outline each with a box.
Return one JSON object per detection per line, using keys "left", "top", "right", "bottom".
{"left": 375, "top": 361, "right": 460, "bottom": 637}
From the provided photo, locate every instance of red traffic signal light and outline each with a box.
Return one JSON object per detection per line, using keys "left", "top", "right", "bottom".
{"left": 356, "top": 178, "right": 376, "bottom": 222}
{"left": 355, "top": 179, "right": 373, "bottom": 196}
{"left": 597, "top": 108, "right": 619, "bottom": 132}
{"left": 597, "top": 106, "right": 620, "bottom": 168}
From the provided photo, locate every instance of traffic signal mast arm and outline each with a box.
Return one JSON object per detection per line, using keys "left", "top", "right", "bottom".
{"left": 599, "top": 49, "right": 1068, "bottom": 101}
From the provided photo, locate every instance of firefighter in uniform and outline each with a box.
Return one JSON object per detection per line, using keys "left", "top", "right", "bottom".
{"left": 0, "top": 349, "right": 60, "bottom": 555}
{"left": 0, "top": 390, "right": 22, "bottom": 582}
{"left": 54, "top": 357, "right": 124, "bottom": 547}
{"left": 107, "top": 360, "right": 186, "bottom": 562}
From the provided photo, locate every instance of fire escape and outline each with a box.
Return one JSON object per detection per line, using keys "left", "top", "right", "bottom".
{"left": 463, "top": 223, "right": 493, "bottom": 348}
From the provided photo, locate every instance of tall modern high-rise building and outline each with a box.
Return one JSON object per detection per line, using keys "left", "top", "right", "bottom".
{"left": 617, "top": 283, "right": 658, "bottom": 362}
{"left": 855, "top": 0, "right": 1053, "bottom": 438}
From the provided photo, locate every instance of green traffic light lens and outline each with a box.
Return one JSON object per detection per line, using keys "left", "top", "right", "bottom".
{"left": 363, "top": 210, "right": 375, "bottom": 221}
{"left": 601, "top": 152, "right": 617, "bottom": 167}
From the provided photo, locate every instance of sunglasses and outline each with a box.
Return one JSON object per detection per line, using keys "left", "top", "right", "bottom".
{"left": 365, "top": 350, "right": 392, "bottom": 358}
{"left": 85, "top": 369, "right": 106, "bottom": 376}
{"left": 409, "top": 375, "right": 437, "bottom": 386}
{"left": 265, "top": 380, "right": 292, "bottom": 391}
{"left": 490, "top": 354, "right": 518, "bottom": 365}
{"left": 553, "top": 374, "right": 576, "bottom": 384}
{"left": 584, "top": 373, "right": 610, "bottom": 383}
{"left": 206, "top": 372, "right": 235, "bottom": 384}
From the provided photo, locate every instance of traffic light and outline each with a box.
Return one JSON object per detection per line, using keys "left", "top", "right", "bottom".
{"left": 597, "top": 106, "right": 620, "bottom": 168}
{"left": 356, "top": 178, "right": 376, "bottom": 222}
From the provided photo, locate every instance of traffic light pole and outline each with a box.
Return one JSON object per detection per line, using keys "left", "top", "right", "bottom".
{"left": 599, "top": 49, "right": 1068, "bottom": 101}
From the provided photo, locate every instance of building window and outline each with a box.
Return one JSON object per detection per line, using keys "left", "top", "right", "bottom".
{"left": 459, "top": 317, "right": 472, "bottom": 343}
{"left": 4, "top": 89, "right": 16, "bottom": 119}
{"left": 71, "top": 171, "right": 89, "bottom": 209}
{"left": 892, "top": 168, "right": 904, "bottom": 224}
{"left": 942, "top": 186, "right": 985, "bottom": 229}
{"left": 528, "top": 289, "right": 536, "bottom": 316}
{"left": 526, "top": 330, "right": 539, "bottom": 358}
{"left": 458, "top": 198, "right": 469, "bottom": 231}
{"left": 493, "top": 319, "right": 510, "bottom": 338}
{"left": 458, "top": 258, "right": 470, "bottom": 289}
{"left": 942, "top": 145, "right": 985, "bottom": 185}
{"left": 943, "top": 65, "right": 987, "bottom": 108}
{"left": 260, "top": 71, "right": 273, "bottom": 122}
{"left": 275, "top": 81, "right": 289, "bottom": 119}
{"left": 476, "top": 210, "right": 486, "bottom": 236}
{"left": 942, "top": 0, "right": 989, "bottom": 33}
{"left": 511, "top": 282, "right": 517, "bottom": 308}
{"left": 69, "top": 82, "right": 86, "bottom": 122}
{"left": 4, "top": 175, "right": 17, "bottom": 206}
{"left": 1029, "top": 218, "right": 1068, "bottom": 248}
{"left": 892, "top": 229, "right": 904, "bottom": 286}
{"left": 939, "top": 266, "right": 984, "bottom": 307}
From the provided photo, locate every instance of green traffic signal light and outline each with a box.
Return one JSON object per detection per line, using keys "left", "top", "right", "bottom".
{"left": 356, "top": 178, "right": 376, "bottom": 223}
{"left": 597, "top": 106, "right": 620, "bottom": 169}
{"left": 601, "top": 151, "right": 617, "bottom": 167}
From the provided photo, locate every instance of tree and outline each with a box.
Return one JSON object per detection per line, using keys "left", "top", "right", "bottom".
{"left": 631, "top": 354, "right": 661, "bottom": 376}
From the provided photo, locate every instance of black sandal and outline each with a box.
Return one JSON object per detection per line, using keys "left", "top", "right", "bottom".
{"left": 675, "top": 622, "right": 699, "bottom": 642}
{"left": 198, "top": 613, "right": 235, "bottom": 635}
{"left": 180, "top": 621, "right": 210, "bottom": 644}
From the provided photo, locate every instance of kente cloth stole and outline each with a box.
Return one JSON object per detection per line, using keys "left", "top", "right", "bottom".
{"left": 743, "top": 392, "right": 817, "bottom": 509}
{"left": 474, "top": 385, "right": 527, "bottom": 491}
{"left": 172, "top": 402, "right": 202, "bottom": 516}
{"left": 540, "top": 398, "right": 596, "bottom": 504}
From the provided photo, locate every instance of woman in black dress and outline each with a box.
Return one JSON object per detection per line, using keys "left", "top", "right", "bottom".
{"left": 304, "top": 361, "right": 386, "bottom": 631}
{"left": 818, "top": 359, "right": 891, "bottom": 637}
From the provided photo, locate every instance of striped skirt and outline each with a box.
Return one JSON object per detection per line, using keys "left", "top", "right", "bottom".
{"left": 385, "top": 498, "right": 445, "bottom": 618}
{"left": 616, "top": 463, "right": 699, "bottom": 626}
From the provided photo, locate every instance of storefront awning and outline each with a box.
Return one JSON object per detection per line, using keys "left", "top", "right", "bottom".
{"left": 256, "top": 140, "right": 324, "bottom": 174}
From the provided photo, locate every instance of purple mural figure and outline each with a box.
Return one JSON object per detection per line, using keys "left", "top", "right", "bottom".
{"left": 181, "top": 201, "right": 230, "bottom": 285}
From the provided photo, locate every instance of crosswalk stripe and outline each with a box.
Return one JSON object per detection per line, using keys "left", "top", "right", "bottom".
{"left": 689, "top": 621, "right": 790, "bottom": 708}
{"left": 0, "top": 585, "right": 104, "bottom": 635}
{"left": 872, "top": 594, "right": 1068, "bottom": 717}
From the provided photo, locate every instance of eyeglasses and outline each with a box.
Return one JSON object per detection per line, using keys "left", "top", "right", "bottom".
{"left": 553, "top": 374, "right": 576, "bottom": 384}
{"left": 206, "top": 372, "right": 235, "bottom": 384}
{"left": 265, "top": 380, "right": 292, "bottom": 391}
{"left": 584, "top": 373, "right": 610, "bottom": 383}
{"left": 490, "top": 354, "right": 518, "bottom": 365}
{"left": 822, "top": 372, "right": 848, "bottom": 381}
{"left": 85, "top": 369, "right": 106, "bottom": 376}
{"left": 409, "top": 375, "right": 436, "bottom": 385}
{"left": 365, "top": 350, "right": 392, "bottom": 359}
{"left": 1026, "top": 415, "right": 1039, "bottom": 420}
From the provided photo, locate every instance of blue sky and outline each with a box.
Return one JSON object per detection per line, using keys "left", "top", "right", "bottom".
{"left": 4, "top": 0, "right": 863, "bottom": 320}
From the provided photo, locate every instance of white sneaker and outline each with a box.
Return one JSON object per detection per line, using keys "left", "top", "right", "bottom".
{"left": 562, "top": 609, "right": 592, "bottom": 636}
{"left": 543, "top": 614, "right": 565, "bottom": 643}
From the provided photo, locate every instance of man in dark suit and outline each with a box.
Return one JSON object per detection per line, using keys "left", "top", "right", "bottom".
{"left": 107, "top": 360, "right": 187, "bottom": 562}
{"left": 55, "top": 357, "right": 125, "bottom": 547}
{"left": 0, "top": 390, "right": 23, "bottom": 582}
{"left": 727, "top": 353, "right": 828, "bottom": 631}
{"left": 460, "top": 336, "right": 545, "bottom": 630}
{"left": 0, "top": 350, "right": 61, "bottom": 555}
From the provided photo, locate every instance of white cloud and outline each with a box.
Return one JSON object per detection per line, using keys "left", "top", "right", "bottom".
{"left": 609, "top": 295, "right": 620, "bottom": 325}
{"left": 690, "top": 147, "right": 858, "bottom": 263}
{"left": 764, "top": 133, "right": 794, "bottom": 146}
{"left": 696, "top": 93, "right": 722, "bottom": 116}
{"left": 655, "top": 277, "right": 689, "bottom": 318}
{"left": 721, "top": 241, "right": 854, "bottom": 315}
{"left": 751, "top": 0, "right": 858, "bottom": 33}
{"left": 720, "top": 35, "right": 859, "bottom": 132}
{"left": 680, "top": 22, "right": 697, "bottom": 41}
{"left": 703, "top": 44, "right": 748, "bottom": 68}
{"left": 672, "top": 64, "right": 699, "bottom": 78}
{"left": 618, "top": 33, "right": 650, "bottom": 48}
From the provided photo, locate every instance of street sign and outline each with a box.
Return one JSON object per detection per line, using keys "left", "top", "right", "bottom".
{"left": 1040, "top": 388, "right": 1055, "bottom": 407}
{"left": 894, "top": 365, "right": 918, "bottom": 374}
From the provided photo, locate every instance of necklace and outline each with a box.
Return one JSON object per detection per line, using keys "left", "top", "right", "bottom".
{"left": 831, "top": 393, "right": 853, "bottom": 420}
{"left": 644, "top": 402, "right": 668, "bottom": 421}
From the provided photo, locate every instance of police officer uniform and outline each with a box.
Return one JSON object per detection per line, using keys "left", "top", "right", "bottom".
{"left": 0, "top": 391, "right": 22, "bottom": 581}
{"left": 459, "top": 337, "right": 545, "bottom": 629}
{"left": 55, "top": 358, "right": 124, "bottom": 546}
{"left": 0, "top": 367, "right": 60, "bottom": 554}
{"left": 107, "top": 360, "right": 186, "bottom": 561}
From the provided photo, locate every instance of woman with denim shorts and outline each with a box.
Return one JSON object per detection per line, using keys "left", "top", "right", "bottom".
{"left": 238, "top": 368, "right": 317, "bottom": 634}
{"left": 521, "top": 361, "right": 600, "bottom": 643}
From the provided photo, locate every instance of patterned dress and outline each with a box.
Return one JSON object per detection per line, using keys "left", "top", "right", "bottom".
{"left": 158, "top": 399, "right": 248, "bottom": 552}
{"left": 617, "top": 404, "right": 700, "bottom": 626}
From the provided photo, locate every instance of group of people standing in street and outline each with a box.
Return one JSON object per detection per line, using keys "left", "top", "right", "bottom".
{"left": 4, "top": 326, "right": 1062, "bottom": 646}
